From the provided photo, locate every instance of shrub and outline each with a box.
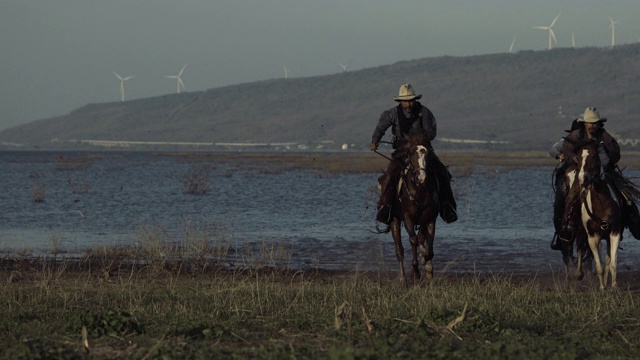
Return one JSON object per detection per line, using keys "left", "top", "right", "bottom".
{"left": 182, "top": 163, "right": 212, "bottom": 195}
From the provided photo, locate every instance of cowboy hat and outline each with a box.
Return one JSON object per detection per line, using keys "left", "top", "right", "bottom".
{"left": 393, "top": 84, "right": 422, "bottom": 101}
{"left": 577, "top": 107, "right": 607, "bottom": 123}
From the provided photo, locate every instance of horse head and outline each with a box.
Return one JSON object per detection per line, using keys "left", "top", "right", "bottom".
{"left": 406, "top": 132, "right": 432, "bottom": 185}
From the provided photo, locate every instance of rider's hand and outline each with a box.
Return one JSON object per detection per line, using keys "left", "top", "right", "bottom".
{"left": 370, "top": 143, "right": 378, "bottom": 151}
{"left": 558, "top": 154, "right": 565, "bottom": 162}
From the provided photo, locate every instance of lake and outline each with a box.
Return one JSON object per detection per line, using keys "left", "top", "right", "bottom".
{"left": 2, "top": 150, "right": 640, "bottom": 276}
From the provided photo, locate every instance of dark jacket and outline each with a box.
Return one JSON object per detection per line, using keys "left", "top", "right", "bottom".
{"left": 562, "top": 127, "right": 620, "bottom": 168}
{"left": 371, "top": 102, "right": 437, "bottom": 148}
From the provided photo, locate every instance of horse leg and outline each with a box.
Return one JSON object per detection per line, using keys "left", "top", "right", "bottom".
{"left": 587, "top": 235, "right": 605, "bottom": 290}
{"left": 574, "top": 229, "right": 587, "bottom": 281}
{"left": 390, "top": 219, "right": 407, "bottom": 287}
{"left": 607, "top": 232, "right": 621, "bottom": 289}
{"left": 402, "top": 218, "right": 421, "bottom": 284}
{"left": 418, "top": 221, "right": 436, "bottom": 280}
{"left": 560, "top": 239, "right": 574, "bottom": 280}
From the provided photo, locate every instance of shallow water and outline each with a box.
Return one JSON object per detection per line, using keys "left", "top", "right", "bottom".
{"left": 2, "top": 150, "right": 640, "bottom": 275}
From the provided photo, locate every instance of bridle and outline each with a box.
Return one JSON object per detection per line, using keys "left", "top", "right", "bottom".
{"left": 407, "top": 145, "right": 428, "bottom": 182}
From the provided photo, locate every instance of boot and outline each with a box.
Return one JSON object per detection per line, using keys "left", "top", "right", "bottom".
{"left": 441, "top": 202, "right": 458, "bottom": 223}
{"left": 550, "top": 233, "right": 563, "bottom": 251}
{"left": 558, "top": 184, "right": 580, "bottom": 242}
{"left": 376, "top": 205, "right": 392, "bottom": 224}
{"left": 552, "top": 187, "right": 567, "bottom": 248}
{"left": 376, "top": 171, "right": 395, "bottom": 225}
{"left": 436, "top": 165, "right": 457, "bottom": 223}
{"left": 623, "top": 201, "right": 640, "bottom": 240}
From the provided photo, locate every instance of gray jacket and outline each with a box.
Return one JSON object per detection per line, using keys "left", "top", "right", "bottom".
{"left": 371, "top": 102, "right": 437, "bottom": 147}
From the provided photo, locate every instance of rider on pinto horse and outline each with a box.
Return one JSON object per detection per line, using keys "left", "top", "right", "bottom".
{"left": 370, "top": 84, "right": 457, "bottom": 225}
{"left": 552, "top": 107, "right": 640, "bottom": 247}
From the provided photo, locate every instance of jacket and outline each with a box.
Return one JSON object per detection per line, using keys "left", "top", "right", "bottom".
{"left": 562, "top": 127, "right": 620, "bottom": 168}
{"left": 371, "top": 102, "right": 437, "bottom": 148}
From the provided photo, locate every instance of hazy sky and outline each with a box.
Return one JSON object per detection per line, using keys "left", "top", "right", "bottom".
{"left": 2, "top": 0, "right": 639, "bottom": 131}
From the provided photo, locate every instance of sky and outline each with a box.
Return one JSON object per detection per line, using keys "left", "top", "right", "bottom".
{"left": 2, "top": 0, "right": 640, "bottom": 131}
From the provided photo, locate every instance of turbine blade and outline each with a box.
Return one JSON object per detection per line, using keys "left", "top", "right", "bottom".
{"left": 178, "top": 64, "right": 187, "bottom": 76}
{"left": 123, "top": 76, "right": 134, "bottom": 81}
{"left": 113, "top": 71, "right": 123, "bottom": 80}
{"left": 550, "top": 29, "right": 557, "bottom": 44}
{"left": 550, "top": 12, "right": 560, "bottom": 27}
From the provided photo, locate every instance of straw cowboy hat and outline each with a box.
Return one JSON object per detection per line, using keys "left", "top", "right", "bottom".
{"left": 393, "top": 84, "right": 422, "bottom": 101}
{"left": 577, "top": 107, "right": 607, "bottom": 123}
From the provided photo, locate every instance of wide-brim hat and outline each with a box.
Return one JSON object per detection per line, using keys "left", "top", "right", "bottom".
{"left": 393, "top": 84, "right": 422, "bottom": 101}
{"left": 577, "top": 107, "right": 607, "bottom": 123}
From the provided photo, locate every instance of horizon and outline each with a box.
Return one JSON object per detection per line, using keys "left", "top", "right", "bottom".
{"left": 2, "top": 0, "right": 639, "bottom": 131}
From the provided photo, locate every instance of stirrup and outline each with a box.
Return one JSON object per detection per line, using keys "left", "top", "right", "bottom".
{"left": 550, "top": 234, "right": 563, "bottom": 250}
{"left": 557, "top": 227, "right": 573, "bottom": 242}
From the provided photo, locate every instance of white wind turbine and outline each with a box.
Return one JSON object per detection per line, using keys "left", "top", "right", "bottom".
{"left": 338, "top": 60, "right": 351, "bottom": 73}
{"left": 509, "top": 38, "right": 516, "bottom": 53}
{"left": 165, "top": 65, "right": 186, "bottom": 93}
{"left": 572, "top": 32, "right": 576, "bottom": 48}
{"left": 112, "top": 71, "right": 134, "bottom": 102}
{"left": 609, "top": 17, "right": 619, "bottom": 48}
{"left": 533, "top": 13, "right": 560, "bottom": 50}
{"left": 283, "top": 65, "right": 289, "bottom": 79}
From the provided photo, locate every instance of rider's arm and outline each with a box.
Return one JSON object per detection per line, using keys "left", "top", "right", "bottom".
{"left": 602, "top": 131, "right": 621, "bottom": 165}
{"left": 549, "top": 139, "right": 564, "bottom": 160}
{"left": 371, "top": 109, "right": 395, "bottom": 148}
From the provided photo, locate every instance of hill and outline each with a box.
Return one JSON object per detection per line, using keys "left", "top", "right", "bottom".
{"left": 2, "top": 44, "right": 640, "bottom": 151}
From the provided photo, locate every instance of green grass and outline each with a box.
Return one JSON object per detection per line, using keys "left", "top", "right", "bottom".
{"left": 1, "top": 257, "right": 640, "bottom": 359}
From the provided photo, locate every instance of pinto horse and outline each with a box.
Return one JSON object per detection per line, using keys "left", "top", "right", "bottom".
{"left": 565, "top": 142, "right": 622, "bottom": 289}
{"left": 378, "top": 132, "right": 439, "bottom": 286}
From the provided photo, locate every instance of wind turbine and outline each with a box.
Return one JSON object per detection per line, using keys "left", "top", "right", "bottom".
{"left": 283, "top": 65, "right": 289, "bottom": 79}
{"left": 572, "top": 32, "right": 576, "bottom": 48}
{"left": 509, "top": 38, "right": 516, "bottom": 53}
{"left": 338, "top": 60, "right": 351, "bottom": 73}
{"left": 165, "top": 65, "right": 186, "bottom": 93}
{"left": 533, "top": 12, "right": 560, "bottom": 50}
{"left": 112, "top": 71, "right": 134, "bottom": 102}
{"left": 609, "top": 17, "right": 619, "bottom": 48}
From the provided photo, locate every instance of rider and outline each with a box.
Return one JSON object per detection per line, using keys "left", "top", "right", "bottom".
{"left": 549, "top": 118, "right": 581, "bottom": 249}
{"left": 557, "top": 107, "right": 621, "bottom": 241}
{"left": 370, "top": 84, "right": 457, "bottom": 225}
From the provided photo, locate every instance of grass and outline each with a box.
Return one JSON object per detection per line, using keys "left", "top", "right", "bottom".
{"left": 1, "top": 261, "right": 640, "bottom": 359}
{"left": 2, "top": 219, "right": 640, "bottom": 359}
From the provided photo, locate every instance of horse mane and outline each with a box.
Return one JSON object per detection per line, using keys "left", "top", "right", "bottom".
{"left": 406, "top": 130, "right": 432, "bottom": 149}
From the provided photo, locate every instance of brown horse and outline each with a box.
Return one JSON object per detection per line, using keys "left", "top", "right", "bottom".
{"left": 564, "top": 142, "right": 622, "bottom": 289}
{"left": 378, "top": 132, "right": 440, "bottom": 286}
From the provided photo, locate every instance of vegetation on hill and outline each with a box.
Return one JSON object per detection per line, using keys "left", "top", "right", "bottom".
{"left": 2, "top": 44, "right": 640, "bottom": 151}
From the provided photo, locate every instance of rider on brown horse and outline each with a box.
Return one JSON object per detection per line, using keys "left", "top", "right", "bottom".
{"left": 370, "top": 84, "right": 457, "bottom": 225}
{"left": 556, "top": 107, "right": 640, "bottom": 243}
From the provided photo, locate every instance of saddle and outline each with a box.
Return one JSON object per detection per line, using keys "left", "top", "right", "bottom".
{"left": 605, "top": 169, "right": 640, "bottom": 240}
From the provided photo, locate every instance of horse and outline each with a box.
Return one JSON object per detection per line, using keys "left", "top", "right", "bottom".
{"left": 377, "top": 132, "right": 440, "bottom": 286}
{"left": 564, "top": 142, "right": 622, "bottom": 289}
